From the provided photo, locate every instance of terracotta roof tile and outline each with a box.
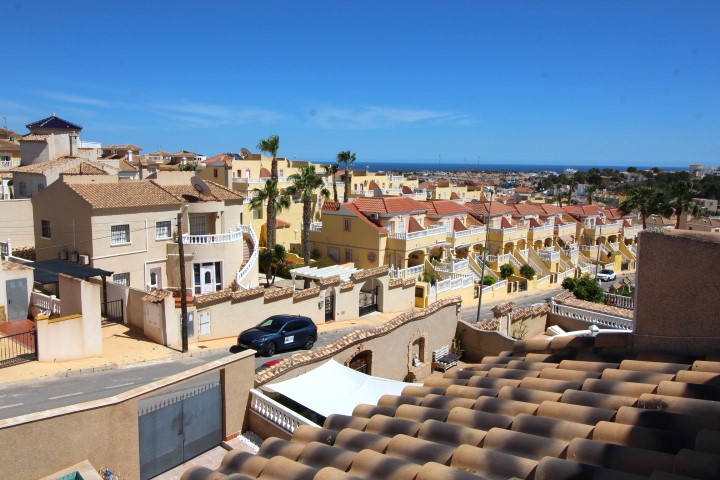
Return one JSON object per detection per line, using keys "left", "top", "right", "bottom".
{"left": 421, "top": 200, "right": 468, "bottom": 216}
{"left": 19, "top": 134, "right": 50, "bottom": 142}
{"left": 102, "top": 144, "right": 143, "bottom": 151}
{"left": 321, "top": 201, "right": 341, "bottom": 211}
{"left": 354, "top": 197, "right": 427, "bottom": 214}
{"left": 343, "top": 203, "right": 389, "bottom": 233}
{"left": 61, "top": 161, "right": 109, "bottom": 175}
{"left": 10, "top": 156, "right": 80, "bottom": 174}
{"left": 66, "top": 181, "right": 182, "bottom": 209}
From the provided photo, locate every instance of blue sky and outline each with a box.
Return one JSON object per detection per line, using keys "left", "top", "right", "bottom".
{"left": 2, "top": 1, "right": 718, "bottom": 167}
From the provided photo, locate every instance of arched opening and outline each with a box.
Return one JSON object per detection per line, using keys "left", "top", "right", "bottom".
{"left": 359, "top": 279, "right": 379, "bottom": 316}
{"left": 411, "top": 337, "right": 425, "bottom": 364}
{"left": 503, "top": 242, "right": 515, "bottom": 254}
{"left": 408, "top": 250, "right": 425, "bottom": 268}
{"left": 544, "top": 237, "right": 554, "bottom": 248}
{"left": 533, "top": 240, "right": 543, "bottom": 250}
{"left": 348, "top": 350, "right": 372, "bottom": 375}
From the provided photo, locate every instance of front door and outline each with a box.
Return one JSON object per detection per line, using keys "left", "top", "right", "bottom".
{"left": 199, "top": 265, "right": 215, "bottom": 294}
{"left": 6, "top": 279, "right": 28, "bottom": 321}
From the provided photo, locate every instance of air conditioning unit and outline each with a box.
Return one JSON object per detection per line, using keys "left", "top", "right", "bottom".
{"left": 68, "top": 252, "right": 79, "bottom": 263}
{"left": 369, "top": 213, "right": 379, "bottom": 220}
{"left": 58, "top": 250, "right": 68, "bottom": 260}
{"left": 79, "top": 255, "right": 90, "bottom": 265}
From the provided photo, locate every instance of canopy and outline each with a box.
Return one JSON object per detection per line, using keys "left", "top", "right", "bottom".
{"left": 27, "top": 259, "right": 113, "bottom": 284}
{"left": 264, "top": 360, "right": 419, "bottom": 417}
{"left": 290, "top": 265, "right": 360, "bottom": 282}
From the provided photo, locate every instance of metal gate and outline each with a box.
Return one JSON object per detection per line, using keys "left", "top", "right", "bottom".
{"left": 359, "top": 286, "right": 378, "bottom": 316}
{"left": 0, "top": 329, "right": 36, "bottom": 368}
{"left": 101, "top": 299, "right": 124, "bottom": 324}
{"left": 138, "top": 380, "right": 222, "bottom": 480}
{"left": 324, "top": 293, "right": 335, "bottom": 321}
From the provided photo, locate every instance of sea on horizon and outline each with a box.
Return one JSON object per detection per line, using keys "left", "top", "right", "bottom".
{"left": 339, "top": 161, "right": 686, "bottom": 174}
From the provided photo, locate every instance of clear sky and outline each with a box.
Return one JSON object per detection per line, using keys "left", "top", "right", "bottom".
{"left": 2, "top": 1, "right": 718, "bottom": 167}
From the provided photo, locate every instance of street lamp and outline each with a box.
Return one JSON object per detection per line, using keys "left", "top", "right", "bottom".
{"left": 476, "top": 186, "right": 495, "bottom": 323}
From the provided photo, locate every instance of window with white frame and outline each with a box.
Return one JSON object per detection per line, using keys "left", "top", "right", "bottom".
{"left": 41, "top": 220, "right": 51, "bottom": 238}
{"left": 156, "top": 220, "right": 172, "bottom": 240}
{"left": 113, "top": 273, "right": 130, "bottom": 286}
{"left": 111, "top": 224, "right": 130, "bottom": 245}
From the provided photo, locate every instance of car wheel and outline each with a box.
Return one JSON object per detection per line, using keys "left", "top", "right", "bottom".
{"left": 263, "top": 342, "right": 277, "bottom": 357}
{"left": 304, "top": 336, "right": 315, "bottom": 350}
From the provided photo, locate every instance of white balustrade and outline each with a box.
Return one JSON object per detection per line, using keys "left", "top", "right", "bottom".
{"left": 31, "top": 292, "right": 61, "bottom": 315}
{"left": 250, "top": 389, "right": 320, "bottom": 434}
{"left": 233, "top": 176, "right": 291, "bottom": 184}
{"left": 490, "top": 226, "right": 518, "bottom": 234}
{"left": 550, "top": 301, "right": 633, "bottom": 330}
{"left": 389, "top": 264, "right": 424, "bottom": 279}
{"left": 389, "top": 175, "right": 404, "bottom": 182}
{"left": 539, "top": 250, "right": 561, "bottom": 262}
{"left": 236, "top": 225, "right": 258, "bottom": 285}
{"left": 452, "top": 226, "right": 486, "bottom": 239}
{"left": 309, "top": 222, "right": 323, "bottom": 232}
{"left": 494, "top": 279, "right": 507, "bottom": 291}
{"left": 0, "top": 159, "right": 20, "bottom": 168}
{"left": 435, "top": 273, "right": 474, "bottom": 293}
{"left": 389, "top": 224, "right": 446, "bottom": 240}
{"left": 530, "top": 224, "right": 554, "bottom": 234}
{"left": 536, "top": 275, "right": 550, "bottom": 286}
{"left": 183, "top": 229, "right": 244, "bottom": 244}
{"left": 382, "top": 188, "right": 402, "bottom": 195}
{"left": 434, "top": 259, "right": 469, "bottom": 273}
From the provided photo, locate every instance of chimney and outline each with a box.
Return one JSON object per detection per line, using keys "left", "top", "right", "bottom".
{"left": 225, "top": 162, "right": 232, "bottom": 189}
{"left": 127, "top": 149, "right": 133, "bottom": 163}
{"left": 138, "top": 161, "right": 144, "bottom": 180}
{"left": 69, "top": 133, "right": 78, "bottom": 156}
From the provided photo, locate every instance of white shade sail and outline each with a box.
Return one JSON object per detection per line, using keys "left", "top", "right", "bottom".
{"left": 263, "top": 360, "right": 419, "bottom": 417}
{"left": 290, "top": 265, "right": 360, "bottom": 282}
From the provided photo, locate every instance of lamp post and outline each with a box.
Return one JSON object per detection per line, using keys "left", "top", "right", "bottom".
{"left": 475, "top": 186, "right": 495, "bottom": 323}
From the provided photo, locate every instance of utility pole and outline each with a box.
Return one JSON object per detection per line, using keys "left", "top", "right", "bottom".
{"left": 177, "top": 213, "right": 189, "bottom": 352}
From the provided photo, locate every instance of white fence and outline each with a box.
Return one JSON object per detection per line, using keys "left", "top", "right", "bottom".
{"left": 309, "top": 222, "right": 323, "bottom": 232}
{"left": 604, "top": 293, "right": 634, "bottom": 309}
{"left": 539, "top": 250, "right": 560, "bottom": 262}
{"left": 555, "top": 269, "right": 573, "bottom": 283}
{"left": 550, "top": 301, "right": 633, "bottom": 330}
{"left": 529, "top": 224, "right": 554, "bottom": 234}
{"left": 452, "top": 226, "right": 486, "bottom": 239}
{"left": 250, "top": 389, "right": 320, "bottom": 434}
{"left": 536, "top": 275, "right": 550, "bottom": 286}
{"left": 434, "top": 259, "right": 469, "bottom": 273}
{"left": 389, "top": 264, "right": 424, "bottom": 279}
{"left": 31, "top": 292, "right": 62, "bottom": 315}
{"left": 435, "top": 273, "right": 474, "bottom": 293}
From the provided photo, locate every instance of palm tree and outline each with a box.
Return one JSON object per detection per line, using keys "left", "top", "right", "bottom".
{"left": 618, "top": 184, "right": 663, "bottom": 229}
{"left": 323, "top": 163, "right": 339, "bottom": 202}
{"left": 667, "top": 180, "right": 698, "bottom": 229}
{"left": 287, "top": 165, "right": 330, "bottom": 287}
{"left": 249, "top": 180, "right": 291, "bottom": 286}
{"left": 257, "top": 135, "right": 281, "bottom": 248}
{"left": 337, "top": 150, "right": 356, "bottom": 202}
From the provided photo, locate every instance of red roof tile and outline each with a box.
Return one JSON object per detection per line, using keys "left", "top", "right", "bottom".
{"left": 354, "top": 197, "right": 427, "bottom": 215}
{"left": 421, "top": 200, "right": 468, "bottom": 216}
{"left": 343, "top": 203, "right": 389, "bottom": 233}
{"left": 321, "top": 201, "right": 341, "bottom": 211}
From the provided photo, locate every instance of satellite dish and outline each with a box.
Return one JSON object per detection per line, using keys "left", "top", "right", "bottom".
{"left": 240, "top": 148, "right": 252, "bottom": 158}
{"left": 191, "top": 176, "right": 212, "bottom": 196}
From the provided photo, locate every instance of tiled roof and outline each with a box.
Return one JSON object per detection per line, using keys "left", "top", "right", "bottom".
{"left": 421, "top": 200, "right": 468, "bottom": 216}
{"left": 450, "top": 192, "right": 461, "bottom": 200}
{"left": 102, "top": 144, "right": 143, "bottom": 151}
{"left": 0, "top": 139, "right": 20, "bottom": 150}
{"left": 321, "top": 202, "right": 341, "bottom": 211}
{"left": 0, "top": 127, "right": 22, "bottom": 140}
{"left": 344, "top": 203, "right": 389, "bottom": 233}
{"left": 204, "top": 153, "right": 243, "bottom": 166}
{"left": 26, "top": 115, "right": 82, "bottom": 131}
{"left": 117, "top": 159, "right": 138, "bottom": 172}
{"left": 62, "top": 162, "right": 109, "bottom": 175}
{"left": 1, "top": 260, "right": 33, "bottom": 272}
{"left": 9, "top": 156, "right": 78, "bottom": 174}
{"left": 260, "top": 167, "right": 271, "bottom": 178}
{"left": 407, "top": 216, "right": 424, "bottom": 233}
{"left": 19, "top": 134, "right": 50, "bottom": 142}
{"left": 465, "top": 201, "right": 515, "bottom": 216}
{"left": 368, "top": 180, "right": 380, "bottom": 190}
{"left": 512, "top": 203, "right": 544, "bottom": 216}
{"left": 276, "top": 219, "right": 291, "bottom": 228}
{"left": 453, "top": 217, "right": 468, "bottom": 231}
{"left": 563, "top": 205, "right": 607, "bottom": 216}
{"left": 401, "top": 186, "right": 414, "bottom": 194}
{"left": 155, "top": 180, "right": 244, "bottom": 202}
{"left": 354, "top": 197, "right": 427, "bottom": 215}
{"left": 515, "top": 187, "right": 533, "bottom": 193}
{"left": 66, "top": 181, "right": 182, "bottom": 209}
{"left": 536, "top": 203, "right": 564, "bottom": 215}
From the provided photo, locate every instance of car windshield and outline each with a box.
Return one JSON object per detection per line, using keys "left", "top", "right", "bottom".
{"left": 257, "top": 317, "right": 284, "bottom": 333}
{"left": 600, "top": 270, "right": 613, "bottom": 274}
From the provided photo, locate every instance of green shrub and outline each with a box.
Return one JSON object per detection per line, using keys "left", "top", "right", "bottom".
{"left": 311, "top": 248, "right": 321, "bottom": 260}
{"left": 315, "top": 256, "right": 337, "bottom": 268}
{"left": 519, "top": 264, "right": 536, "bottom": 280}
{"left": 422, "top": 270, "right": 442, "bottom": 285}
{"left": 482, "top": 275, "right": 497, "bottom": 286}
{"left": 564, "top": 274, "right": 604, "bottom": 303}
{"left": 499, "top": 263, "right": 514, "bottom": 279}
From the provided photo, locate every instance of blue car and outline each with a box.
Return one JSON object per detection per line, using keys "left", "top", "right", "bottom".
{"left": 237, "top": 315, "right": 317, "bottom": 357}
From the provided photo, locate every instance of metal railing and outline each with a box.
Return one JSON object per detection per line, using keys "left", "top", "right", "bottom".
{"left": 31, "top": 292, "right": 61, "bottom": 315}
{"left": 183, "top": 229, "right": 244, "bottom": 245}
{"left": 102, "top": 299, "right": 124, "bottom": 324}
{"left": 389, "top": 224, "right": 445, "bottom": 240}
{"left": 550, "top": 300, "right": 633, "bottom": 330}
{"left": 604, "top": 293, "right": 634, "bottom": 309}
{"left": 250, "top": 388, "right": 320, "bottom": 434}
{"left": 236, "top": 224, "right": 258, "bottom": 286}
{"left": 0, "top": 329, "right": 37, "bottom": 368}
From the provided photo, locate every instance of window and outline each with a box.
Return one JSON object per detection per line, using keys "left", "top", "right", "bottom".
{"left": 111, "top": 224, "right": 130, "bottom": 245}
{"left": 253, "top": 209, "right": 262, "bottom": 220}
{"left": 37, "top": 183, "right": 44, "bottom": 193}
{"left": 345, "top": 249, "right": 353, "bottom": 262}
{"left": 113, "top": 273, "right": 130, "bottom": 286}
{"left": 344, "top": 218, "right": 351, "bottom": 231}
{"left": 156, "top": 220, "right": 172, "bottom": 240}
{"left": 213, "top": 169, "right": 218, "bottom": 178}
{"left": 18, "top": 182, "right": 27, "bottom": 197}
{"left": 41, "top": 220, "right": 51, "bottom": 238}
{"left": 189, "top": 214, "right": 206, "bottom": 235}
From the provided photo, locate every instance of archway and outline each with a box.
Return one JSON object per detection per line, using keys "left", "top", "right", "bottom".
{"left": 408, "top": 250, "right": 425, "bottom": 267}
{"left": 348, "top": 350, "right": 372, "bottom": 375}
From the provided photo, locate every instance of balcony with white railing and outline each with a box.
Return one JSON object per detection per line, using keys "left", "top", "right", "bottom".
{"left": 0, "top": 159, "right": 20, "bottom": 169}
{"left": 389, "top": 264, "right": 424, "bottom": 279}
{"left": 528, "top": 223, "right": 555, "bottom": 241}
{"left": 488, "top": 225, "right": 528, "bottom": 243}
{"left": 583, "top": 221, "right": 622, "bottom": 238}
{"left": 622, "top": 224, "right": 642, "bottom": 238}
{"left": 389, "top": 175, "right": 404, "bottom": 182}
{"left": 250, "top": 388, "right": 320, "bottom": 434}
{"left": 449, "top": 225, "right": 487, "bottom": 247}
{"left": 382, "top": 188, "right": 403, "bottom": 196}
{"left": 182, "top": 229, "right": 244, "bottom": 245}
{"left": 604, "top": 293, "right": 634, "bottom": 309}
{"left": 78, "top": 141, "right": 102, "bottom": 149}
{"left": 232, "top": 176, "right": 291, "bottom": 184}
{"left": 434, "top": 259, "right": 469, "bottom": 273}
{"left": 31, "top": 292, "right": 61, "bottom": 315}
{"left": 309, "top": 222, "right": 323, "bottom": 232}
{"left": 550, "top": 300, "right": 633, "bottom": 330}
{"left": 536, "top": 275, "right": 551, "bottom": 286}
{"left": 389, "top": 224, "right": 446, "bottom": 242}
{"left": 555, "top": 223, "right": 577, "bottom": 237}
{"left": 539, "top": 249, "right": 561, "bottom": 262}
{"left": 436, "top": 272, "right": 474, "bottom": 293}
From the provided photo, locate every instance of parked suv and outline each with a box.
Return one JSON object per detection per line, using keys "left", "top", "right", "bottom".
{"left": 237, "top": 315, "right": 317, "bottom": 357}
{"left": 596, "top": 269, "right": 617, "bottom": 282}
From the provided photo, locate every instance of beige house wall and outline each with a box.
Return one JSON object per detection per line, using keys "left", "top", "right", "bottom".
{"left": 633, "top": 230, "right": 720, "bottom": 355}
{"left": 0, "top": 199, "right": 34, "bottom": 248}
{"left": 310, "top": 213, "right": 385, "bottom": 268}
{"left": 0, "top": 262, "right": 33, "bottom": 320}
{"left": 0, "top": 352, "right": 255, "bottom": 480}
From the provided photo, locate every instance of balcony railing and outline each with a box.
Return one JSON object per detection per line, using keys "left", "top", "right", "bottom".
{"left": 31, "top": 292, "right": 61, "bottom": 315}
{"left": 539, "top": 250, "right": 560, "bottom": 262}
{"left": 604, "top": 293, "right": 634, "bottom": 309}
{"left": 0, "top": 159, "right": 20, "bottom": 169}
{"left": 529, "top": 224, "right": 554, "bottom": 234}
{"left": 550, "top": 300, "right": 633, "bottom": 330}
{"left": 389, "top": 225, "right": 446, "bottom": 240}
{"left": 436, "top": 272, "right": 474, "bottom": 293}
{"left": 236, "top": 224, "right": 258, "bottom": 287}
{"left": 382, "top": 188, "right": 402, "bottom": 195}
{"left": 451, "top": 226, "right": 486, "bottom": 239}
{"left": 233, "top": 176, "right": 291, "bottom": 184}
{"left": 309, "top": 222, "right": 323, "bottom": 232}
{"left": 490, "top": 226, "right": 518, "bottom": 234}
{"left": 536, "top": 275, "right": 551, "bottom": 286}
{"left": 183, "top": 229, "right": 244, "bottom": 244}
{"left": 250, "top": 388, "right": 319, "bottom": 434}
{"left": 389, "top": 264, "right": 424, "bottom": 279}
{"left": 434, "top": 259, "right": 469, "bottom": 273}
{"left": 389, "top": 175, "right": 404, "bottom": 182}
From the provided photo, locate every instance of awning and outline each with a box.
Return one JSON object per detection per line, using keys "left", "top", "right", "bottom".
{"left": 264, "top": 360, "right": 419, "bottom": 417}
{"left": 558, "top": 235, "right": 573, "bottom": 244}
{"left": 27, "top": 259, "right": 113, "bottom": 284}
